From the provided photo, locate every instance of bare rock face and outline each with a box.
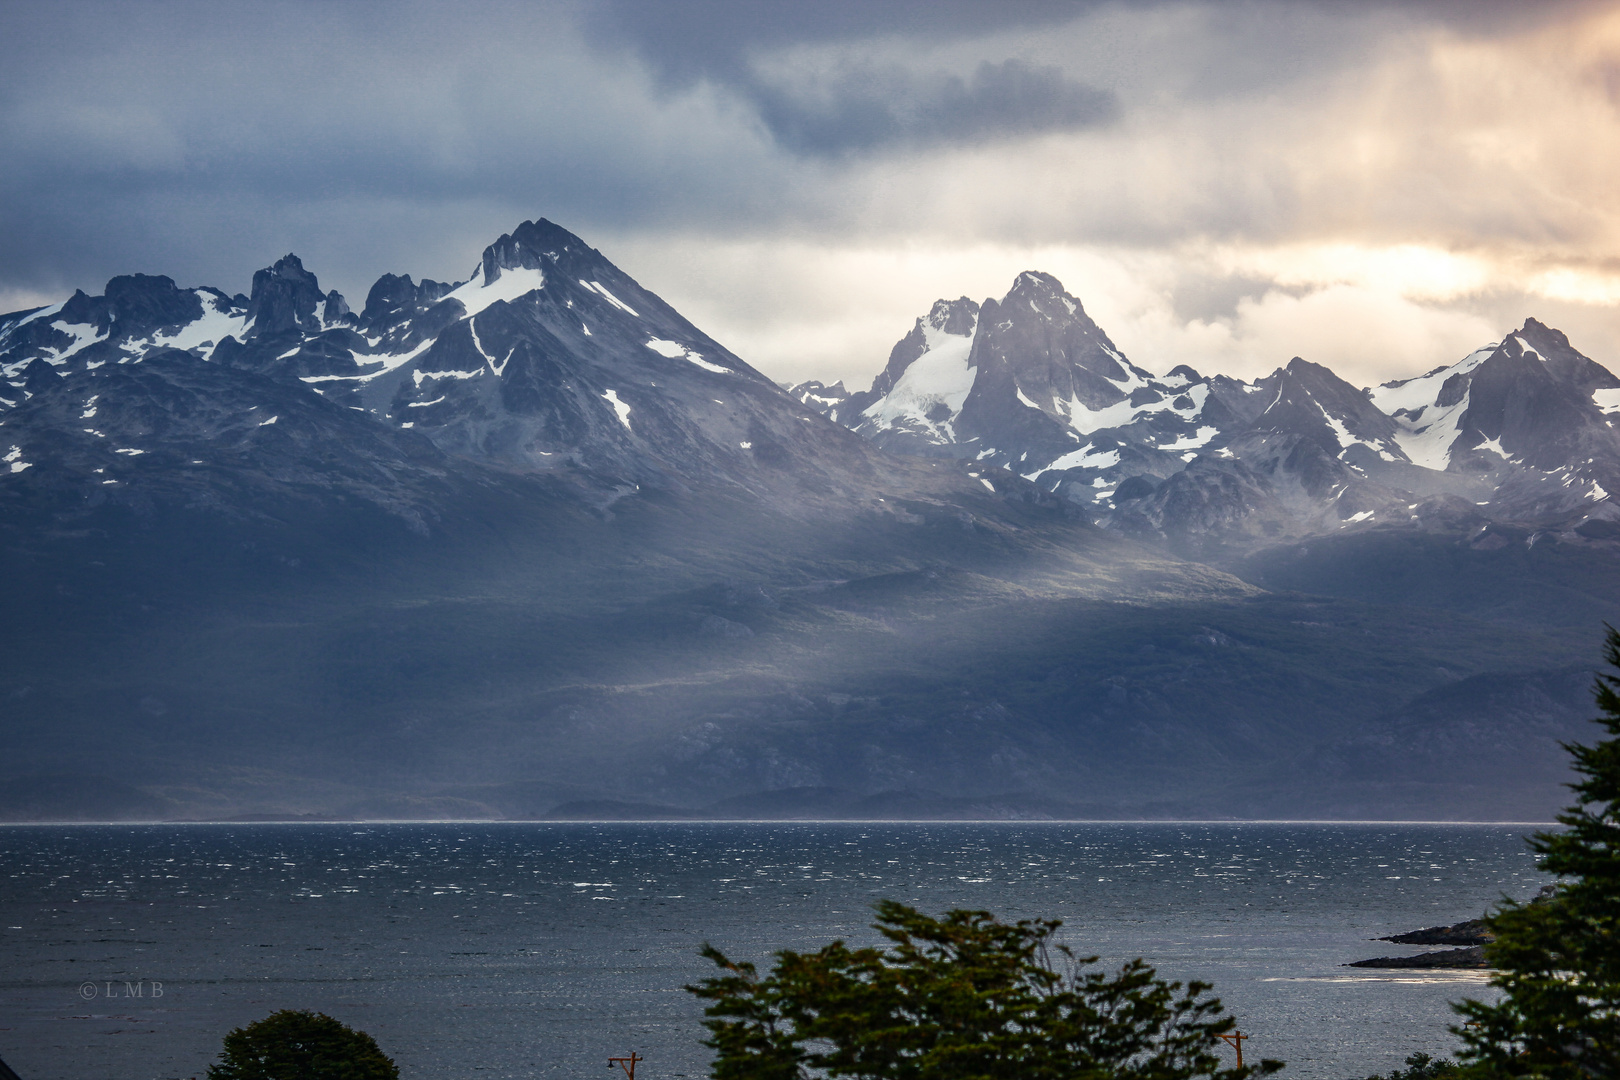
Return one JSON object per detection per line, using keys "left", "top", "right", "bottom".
{"left": 244, "top": 254, "right": 327, "bottom": 338}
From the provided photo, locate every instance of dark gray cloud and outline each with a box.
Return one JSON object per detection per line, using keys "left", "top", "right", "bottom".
{"left": 583, "top": 0, "right": 1603, "bottom": 84}
{"left": 576, "top": 0, "right": 1594, "bottom": 157}
{"left": 583, "top": 1, "right": 1120, "bottom": 154}
{"left": 751, "top": 59, "right": 1119, "bottom": 156}
{"left": 579, "top": 0, "right": 1105, "bottom": 88}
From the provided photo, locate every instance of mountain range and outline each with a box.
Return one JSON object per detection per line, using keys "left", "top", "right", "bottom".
{"left": 791, "top": 273, "right": 1620, "bottom": 557}
{"left": 0, "top": 219, "right": 1614, "bottom": 822}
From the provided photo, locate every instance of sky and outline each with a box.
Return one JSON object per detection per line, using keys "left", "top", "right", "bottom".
{"left": 2, "top": 0, "right": 1619, "bottom": 390}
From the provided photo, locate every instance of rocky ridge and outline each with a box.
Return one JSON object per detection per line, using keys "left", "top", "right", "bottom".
{"left": 0, "top": 220, "right": 1049, "bottom": 528}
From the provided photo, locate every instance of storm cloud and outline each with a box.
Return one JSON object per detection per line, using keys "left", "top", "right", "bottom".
{"left": 581, "top": 0, "right": 1118, "bottom": 153}
{"left": 746, "top": 59, "right": 1119, "bottom": 156}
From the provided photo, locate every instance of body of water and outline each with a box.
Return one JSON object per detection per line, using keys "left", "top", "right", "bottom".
{"left": 0, "top": 822, "right": 1549, "bottom": 1080}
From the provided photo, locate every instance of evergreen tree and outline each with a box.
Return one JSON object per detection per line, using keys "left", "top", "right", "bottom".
{"left": 1454, "top": 626, "right": 1620, "bottom": 1077}
{"left": 207, "top": 1009, "right": 398, "bottom": 1080}
{"left": 687, "top": 899, "right": 1282, "bottom": 1080}
{"left": 1359, "top": 1052, "right": 1460, "bottom": 1080}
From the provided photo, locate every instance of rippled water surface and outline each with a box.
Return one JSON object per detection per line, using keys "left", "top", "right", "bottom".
{"left": 0, "top": 822, "right": 1549, "bottom": 1080}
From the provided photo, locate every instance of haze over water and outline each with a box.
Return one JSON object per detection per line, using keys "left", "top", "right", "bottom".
{"left": 0, "top": 822, "right": 1547, "bottom": 1080}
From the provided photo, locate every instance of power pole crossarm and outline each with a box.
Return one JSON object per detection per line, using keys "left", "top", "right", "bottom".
{"left": 1218, "top": 1031, "right": 1249, "bottom": 1069}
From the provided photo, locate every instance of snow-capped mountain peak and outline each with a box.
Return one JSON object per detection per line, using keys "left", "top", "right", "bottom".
{"left": 0, "top": 217, "right": 928, "bottom": 507}
{"left": 1247, "top": 356, "right": 1405, "bottom": 466}
{"left": 1370, "top": 344, "right": 1497, "bottom": 471}
{"left": 852, "top": 298, "right": 980, "bottom": 446}
{"left": 808, "top": 272, "right": 1236, "bottom": 500}
{"left": 804, "top": 283, "right": 1620, "bottom": 546}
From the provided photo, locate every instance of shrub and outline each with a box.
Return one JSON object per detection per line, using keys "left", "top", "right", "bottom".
{"left": 207, "top": 1009, "right": 398, "bottom": 1080}
{"left": 687, "top": 898, "right": 1282, "bottom": 1080}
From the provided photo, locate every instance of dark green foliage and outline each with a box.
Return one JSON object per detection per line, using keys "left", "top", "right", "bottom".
{"left": 686, "top": 899, "right": 1282, "bottom": 1080}
{"left": 1358, "top": 1053, "right": 1460, "bottom": 1080}
{"left": 1453, "top": 625, "right": 1620, "bottom": 1077}
{"left": 207, "top": 1009, "right": 398, "bottom": 1080}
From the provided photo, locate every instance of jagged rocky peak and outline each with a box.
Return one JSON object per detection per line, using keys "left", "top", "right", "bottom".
{"left": 1515, "top": 317, "right": 1620, "bottom": 393}
{"left": 843, "top": 296, "right": 981, "bottom": 450}
{"left": 967, "top": 270, "right": 1148, "bottom": 422}
{"left": 477, "top": 217, "right": 597, "bottom": 286}
{"left": 1247, "top": 356, "right": 1403, "bottom": 461}
{"left": 105, "top": 274, "right": 206, "bottom": 331}
{"left": 245, "top": 254, "right": 326, "bottom": 338}
{"left": 1001, "top": 270, "right": 1085, "bottom": 321}
{"left": 447, "top": 218, "right": 661, "bottom": 327}
{"left": 787, "top": 379, "right": 851, "bottom": 420}
{"left": 322, "top": 289, "right": 352, "bottom": 324}
{"left": 872, "top": 297, "right": 979, "bottom": 397}
{"left": 55, "top": 273, "right": 207, "bottom": 335}
{"left": 359, "top": 273, "right": 454, "bottom": 333}
{"left": 1449, "top": 321, "right": 1620, "bottom": 476}
{"left": 1367, "top": 319, "right": 1620, "bottom": 483}
{"left": 840, "top": 270, "right": 1235, "bottom": 480}
{"left": 928, "top": 296, "right": 979, "bottom": 336}
{"left": 480, "top": 229, "right": 544, "bottom": 284}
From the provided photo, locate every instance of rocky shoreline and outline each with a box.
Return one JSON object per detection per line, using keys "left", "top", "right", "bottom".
{"left": 1348, "top": 917, "right": 1493, "bottom": 969}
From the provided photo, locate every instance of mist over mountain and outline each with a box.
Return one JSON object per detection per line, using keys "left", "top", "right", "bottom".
{"left": 0, "top": 220, "right": 1613, "bottom": 823}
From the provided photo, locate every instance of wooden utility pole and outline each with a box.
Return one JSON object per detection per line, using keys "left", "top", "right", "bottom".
{"left": 609, "top": 1052, "right": 642, "bottom": 1080}
{"left": 1218, "top": 1031, "right": 1248, "bottom": 1069}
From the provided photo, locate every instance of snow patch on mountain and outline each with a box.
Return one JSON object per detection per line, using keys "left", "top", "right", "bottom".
{"left": 1060, "top": 393, "right": 1152, "bottom": 436}
{"left": 445, "top": 264, "right": 546, "bottom": 317}
{"left": 412, "top": 368, "right": 483, "bottom": 386}
{"left": 602, "top": 388, "right": 633, "bottom": 430}
{"left": 1370, "top": 345, "right": 1496, "bottom": 470}
{"left": 1033, "top": 444, "right": 1121, "bottom": 478}
{"left": 1161, "top": 425, "right": 1220, "bottom": 452}
{"left": 1, "top": 302, "right": 64, "bottom": 337}
{"left": 43, "top": 323, "right": 100, "bottom": 365}
{"left": 646, "top": 338, "right": 731, "bottom": 374}
{"left": 859, "top": 320, "right": 976, "bottom": 439}
{"left": 581, "top": 281, "right": 639, "bottom": 317}
{"left": 150, "top": 292, "right": 247, "bottom": 353}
